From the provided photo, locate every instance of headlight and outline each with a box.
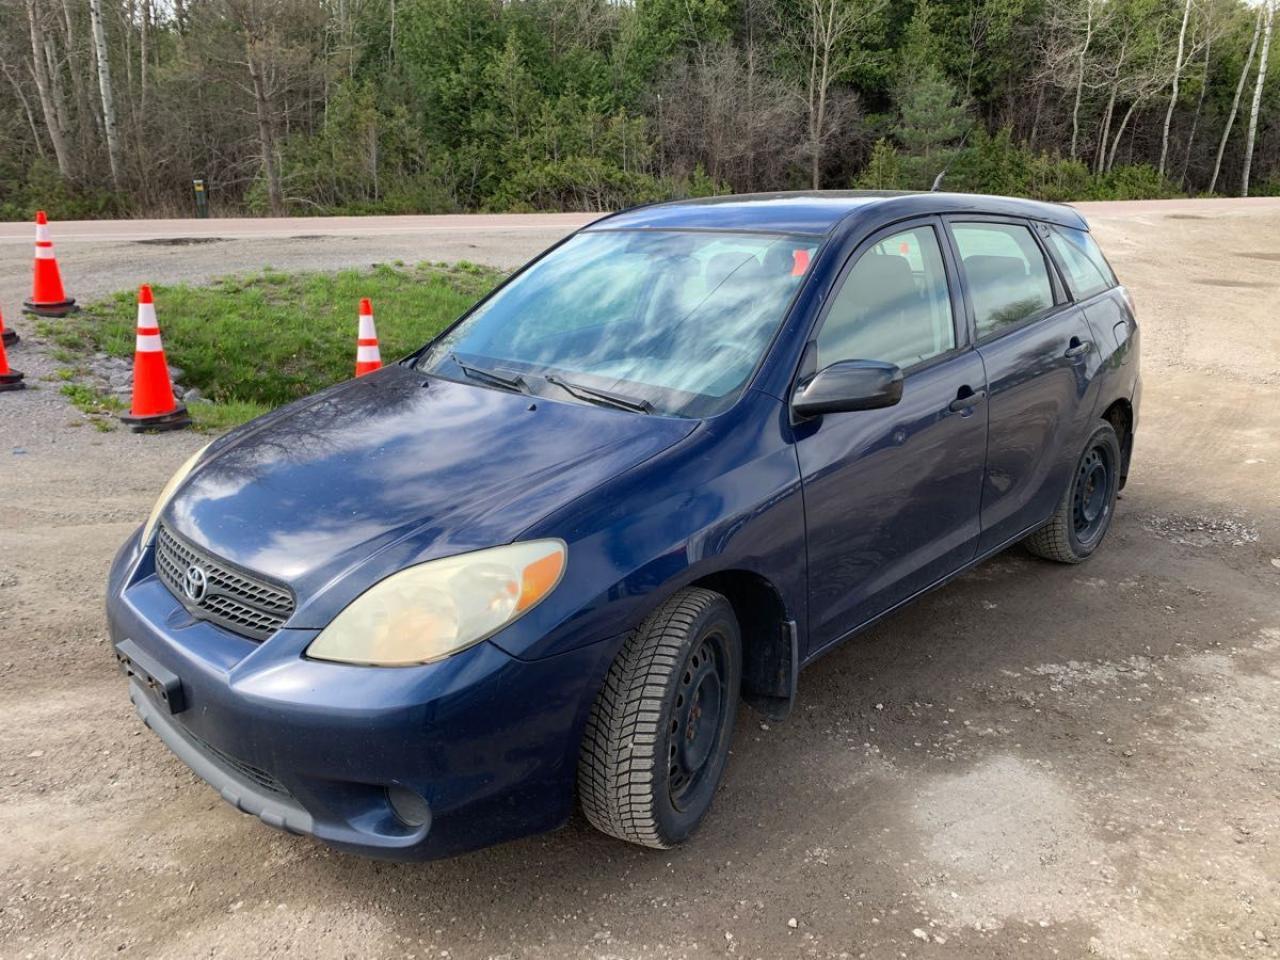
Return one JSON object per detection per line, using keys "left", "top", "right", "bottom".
{"left": 142, "top": 443, "right": 211, "bottom": 545}
{"left": 305, "top": 540, "right": 567, "bottom": 666}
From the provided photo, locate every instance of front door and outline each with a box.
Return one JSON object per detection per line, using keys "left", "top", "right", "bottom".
{"left": 796, "top": 219, "right": 988, "bottom": 653}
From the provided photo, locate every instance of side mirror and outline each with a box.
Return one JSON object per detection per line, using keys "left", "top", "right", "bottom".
{"left": 791, "top": 359, "right": 903, "bottom": 418}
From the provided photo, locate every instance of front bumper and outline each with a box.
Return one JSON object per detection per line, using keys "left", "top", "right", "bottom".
{"left": 106, "top": 531, "right": 617, "bottom": 860}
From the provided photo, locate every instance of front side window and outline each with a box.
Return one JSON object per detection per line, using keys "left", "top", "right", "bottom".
{"left": 815, "top": 225, "right": 955, "bottom": 371}
{"left": 952, "top": 222, "right": 1054, "bottom": 339}
{"left": 1046, "top": 225, "right": 1116, "bottom": 299}
{"left": 417, "top": 230, "right": 818, "bottom": 417}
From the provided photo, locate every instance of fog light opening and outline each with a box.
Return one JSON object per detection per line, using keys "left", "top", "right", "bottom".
{"left": 386, "top": 785, "right": 431, "bottom": 829}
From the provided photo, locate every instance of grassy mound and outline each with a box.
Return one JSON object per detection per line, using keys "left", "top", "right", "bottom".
{"left": 49, "top": 261, "right": 505, "bottom": 428}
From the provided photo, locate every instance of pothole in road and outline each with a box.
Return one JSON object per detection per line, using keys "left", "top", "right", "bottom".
{"left": 133, "top": 236, "right": 228, "bottom": 246}
{"left": 1139, "top": 512, "right": 1260, "bottom": 547}
{"left": 1195, "top": 277, "right": 1276, "bottom": 288}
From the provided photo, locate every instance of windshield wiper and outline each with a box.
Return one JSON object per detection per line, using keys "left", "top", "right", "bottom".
{"left": 544, "top": 374, "right": 654, "bottom": 414}
{"left": 449, "top": 353, "right": 529, "bottom": 394}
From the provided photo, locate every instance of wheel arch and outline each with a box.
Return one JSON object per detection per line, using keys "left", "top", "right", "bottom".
{"left": 1101, "top": 397, "right": 1134, "bottom": 487}
{"left": 689, "top": 569, "right": 798, "bottom": 720}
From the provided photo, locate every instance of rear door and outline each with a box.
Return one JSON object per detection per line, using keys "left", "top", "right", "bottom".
{"left": 945, "top": 217, "right": 1103, "bottom": 553}
{"left": 796, "top": 217, "right": 988, "bottom": 652}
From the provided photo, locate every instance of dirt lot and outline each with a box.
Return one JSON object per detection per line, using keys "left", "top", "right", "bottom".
{"left": 1, "top": 200, "right": 1278, "bottom": 960}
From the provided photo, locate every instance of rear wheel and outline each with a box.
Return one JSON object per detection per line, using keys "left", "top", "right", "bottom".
{"left": 578, "top": 587, "right": 741, "bottom": 849}
{"left": 1023, "top": 421, "right": 1122, "bottom": 563}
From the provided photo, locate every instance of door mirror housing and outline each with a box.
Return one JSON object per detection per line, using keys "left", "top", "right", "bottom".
{"left": 791, "top": 359, "right": 904, "bottom": 418}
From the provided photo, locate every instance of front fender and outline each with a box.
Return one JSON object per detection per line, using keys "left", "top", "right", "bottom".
{"left": 494, "top": 390, "right": 807, "bottom": 662}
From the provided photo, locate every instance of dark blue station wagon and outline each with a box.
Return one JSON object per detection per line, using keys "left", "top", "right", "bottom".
{"left": 107, "top": 191, "right": 1141, "bottom": 860}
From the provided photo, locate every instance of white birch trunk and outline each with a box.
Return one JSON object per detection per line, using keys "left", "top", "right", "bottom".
{"left": 1241, "top": 1, "right": 1275, "bottom": 198}
{"left": 1210, "top": 7, "right": 1262, "bottom": 194}
{"left": 88, "top": 0, "right": 123, "bottom": 188}
{"left": 1158, "top": 0, "right": 1193, "bottom": 177}
{"left": 25, "top": 0, "right": 72, "bottom": 177}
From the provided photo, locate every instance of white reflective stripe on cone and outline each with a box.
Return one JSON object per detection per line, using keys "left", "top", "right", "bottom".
{"left": 358, "top": 314, "right": 377, "bottom": 339}
{"left": 34, "top": 245, "right": 54, "bottom": 260}
{"left": 35, "top": 225, "right": 50, "bottom": 244}
{"left": 356, "top": 346, "right": 381, "bottom": 362}
{"left": 136, "top": 334, "right": 164, "bottom": 352}
{"left": 136, "top": 303, "right": 158, "bottom": 326}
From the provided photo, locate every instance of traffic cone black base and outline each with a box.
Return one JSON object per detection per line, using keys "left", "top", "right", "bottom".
{"left": 2, "top": 329, "right": 16, "bottom": 347}
{"left": 119, "top": 403, "right": 191, "bottom": 433}
{"left": 0, "top": 369, "right": 25, "bottom": 392}
{"left": 22, "top": 297, "right": 77, "bottom": 318}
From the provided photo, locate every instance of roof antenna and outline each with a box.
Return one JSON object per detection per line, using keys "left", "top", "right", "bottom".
{"left": 930, "top": 128, "right": 972, "bottom": 192}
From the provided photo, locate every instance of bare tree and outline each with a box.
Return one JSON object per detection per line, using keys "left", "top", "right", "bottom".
{"left": 222, "top": 0, "right": 291, "bottom": 215}
{"left": 1209, "top": 5, "right": 1261, "bottom": 192}
{"left": 1158, "top": 0, "right": 1194, "bottom": 176}
{"left": 88, "top": 0, "right": 123, "bottom": 187}
{"left": 25, "top": 0, "right": 72, "bottom": 177}
{"left": 1180, "top": 23, "right": 1212, "bottom": 186}
{"left": 1071, "top": 0, "right": 1099, "bottom": 160}
{"left": 774, "top": 0, "right": 884, "bottom": 189}
{"left": 1241, "top": 0, "right": 1274, "bottom": 196}
{"left": 656, "top": 42, "right": 806, "bottom": 192}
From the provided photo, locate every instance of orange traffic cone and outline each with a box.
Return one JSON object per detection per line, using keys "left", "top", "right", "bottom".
{"left": 118, "top": 286, "right": 190, "bottom": 432}
{"left": 0, "top": 306, "right": 17, "bottom": 347}
{"left": 22, "top": 211, "right": 77, "bottom": 318}
{"left": 0, "top": 328, "right": 24, "bottom": 392}
{"left": 355, "top": 298, "right": 382, "bottom": 376}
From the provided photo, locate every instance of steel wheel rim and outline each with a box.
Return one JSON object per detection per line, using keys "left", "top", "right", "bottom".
{"left": 1072, "top": 445, "right": 1112, "bottom": 543}
{"left": 668, "top": 632, "right": 728, "bottom": 810}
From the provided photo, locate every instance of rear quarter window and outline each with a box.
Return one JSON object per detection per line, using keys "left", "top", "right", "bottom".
{"left": 1046, "top": 226, "right": 1117, "bottom": 300}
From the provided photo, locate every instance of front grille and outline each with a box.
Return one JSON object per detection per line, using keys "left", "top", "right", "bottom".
{"left": 185, "top": 726, "right": 294, "bottom": 799}
{"left": 155, "top": 524, "right": 295, "bottom": 641}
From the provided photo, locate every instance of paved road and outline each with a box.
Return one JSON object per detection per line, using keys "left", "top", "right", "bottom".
{"left": 0, "top": 211, "right": 599, "bottom": 243}
{"left": 2, "top": 196, "right": 1277, "bottom": 244}
{"left": 1, "top": 201, "right": 1278, "bottom": 960}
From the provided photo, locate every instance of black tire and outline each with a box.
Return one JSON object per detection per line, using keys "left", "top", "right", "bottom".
{"left": 578, "top": 587, "right": 742, "bottom": 849}
{"left": 1023, "top": 421, "right": 1122, "bottom": 563}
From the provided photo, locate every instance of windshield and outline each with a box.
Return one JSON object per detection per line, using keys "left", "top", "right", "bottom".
{"left": 417, "top": 229, "right": 819, "bottom": 417}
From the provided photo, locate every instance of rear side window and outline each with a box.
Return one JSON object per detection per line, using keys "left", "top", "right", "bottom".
{"left": 952, "top": 222, "right": 1054, "bottom": 339}
{"left": 1046, "top": 226, "right": 1116, "bottom": 299}
{"left": 816, "top": 225, "right": 955, "bottom": 371}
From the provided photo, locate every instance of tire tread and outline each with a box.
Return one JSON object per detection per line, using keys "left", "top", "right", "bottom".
{"left": 578, "top": 587, "right": 725, "bottom": 849}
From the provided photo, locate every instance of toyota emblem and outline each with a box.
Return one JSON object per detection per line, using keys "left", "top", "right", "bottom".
{"left": 183, "top": 564, "right": 209, "bottom": 603}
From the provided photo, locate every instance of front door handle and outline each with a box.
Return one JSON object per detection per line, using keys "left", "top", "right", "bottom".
{"left": 948, "top": 388, "right": 987, "bottom": 412}
{"left": 1065, "top": 337, "right": 1092, "bottom": 359}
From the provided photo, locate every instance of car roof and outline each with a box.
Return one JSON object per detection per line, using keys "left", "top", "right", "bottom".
{"left": 586, "top": 190, "right": 1089, "bottom": 237}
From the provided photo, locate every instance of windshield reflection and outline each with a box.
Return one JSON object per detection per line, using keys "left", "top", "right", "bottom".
{"left": 419, "top": 229, "right": 819, "bottom": 417}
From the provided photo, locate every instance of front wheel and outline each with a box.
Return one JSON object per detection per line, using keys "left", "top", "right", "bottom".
{"left": 1023, "top": 421, "right": 1122, "bottom": 563}
{"left": 578, "top": 587, "right": 742, "bottom": 849}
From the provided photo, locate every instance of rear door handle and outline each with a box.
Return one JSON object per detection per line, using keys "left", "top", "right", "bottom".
{"left": 948, "top": 388, "right": 987, "bottom": 412}
{"left": 1065, "top": 338, "right": 1092, "bottom": 358}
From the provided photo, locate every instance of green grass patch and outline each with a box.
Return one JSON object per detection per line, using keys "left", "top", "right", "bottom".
{"left": 60, "top": 383, "right": 124, "bottom": 431}
{"left": 51, "top": 261, "right": 505, "bottom": 427}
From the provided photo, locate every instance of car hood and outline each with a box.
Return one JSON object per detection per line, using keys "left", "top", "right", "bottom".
{"left": 162, "top": 365, "right": 695, "bottom": 621}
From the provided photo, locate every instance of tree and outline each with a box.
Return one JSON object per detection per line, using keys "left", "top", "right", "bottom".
{"left": 0, "top": 0, "right": 1277, "bottom": 216}
{"left": 24, "top": 0, "right": 72, "bottom": 178}
{"left": 1158, "top": 0, "right": 1194, "bottom": 176}
{"left": 772, "top": 0, "right": 885, "bottom": 188}
{"left": 1210, "top": 4, "right": 1263, "bottom": 193}
{"left": 855, "top": 137, "right": 904, "bottom": 188}
{"left": 1241, "top": 0, "right": 1274, "bottom": 196}
{"left": 88, "top": 0, "right": 123, "bottom": 188}
{"left": 895, "top": 65, "right": 973, "bottom": 188}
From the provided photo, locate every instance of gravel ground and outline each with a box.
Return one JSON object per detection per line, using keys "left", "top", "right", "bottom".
{"left": 1, "top": 201, "right": 1278, "bottom": 960}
